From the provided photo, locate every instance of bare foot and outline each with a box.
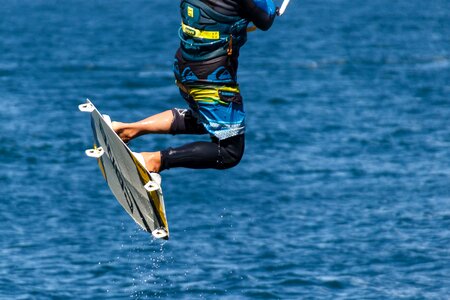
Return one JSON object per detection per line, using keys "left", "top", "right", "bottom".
{"left": 112, "top": 121, "right": 138, "bottom": 143}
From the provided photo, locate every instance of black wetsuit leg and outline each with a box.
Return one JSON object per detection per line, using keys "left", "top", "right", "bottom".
{"left": 159, "top": 108, "right": 245, "bottom": 171}
{"left": 169, "top": 108, "right": 207, "bottom": 135}
{"left": 160, "top": 134, "right": 245, "bottom": 171}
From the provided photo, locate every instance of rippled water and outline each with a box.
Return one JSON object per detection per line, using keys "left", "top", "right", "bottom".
{"left": 1, "top": 0, "right": 450, "bottom": 299}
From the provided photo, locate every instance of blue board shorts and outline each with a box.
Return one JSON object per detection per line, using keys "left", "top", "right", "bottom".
{"left": 177, "top": 83, "right": 245, "bottom": 140}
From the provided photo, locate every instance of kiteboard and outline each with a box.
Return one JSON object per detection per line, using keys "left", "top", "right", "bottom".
{"left": 79, "top": 99, "right": 169, "bottom": 239}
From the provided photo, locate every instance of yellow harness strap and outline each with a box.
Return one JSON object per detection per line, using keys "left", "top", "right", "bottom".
{"left": 181, "top": 22, "right": 220, "bottom": 40}
{"left": 176, "top": 81, "right": 240, "bottom": 105}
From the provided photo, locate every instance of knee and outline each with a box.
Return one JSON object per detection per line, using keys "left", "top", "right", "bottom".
{"left": 217, "top": 135, "right": 245, "bottom": 170}
{"left": 219, "top": 148, "right": 244, "bottom": 169}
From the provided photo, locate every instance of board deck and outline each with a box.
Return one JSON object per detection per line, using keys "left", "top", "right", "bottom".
{"left": 79, "top": 99, "right": 169, "bottom": 239}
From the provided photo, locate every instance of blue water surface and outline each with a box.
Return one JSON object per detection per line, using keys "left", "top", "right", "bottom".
{"left": 1, "top": 0, "right": 450, "bottom": 299}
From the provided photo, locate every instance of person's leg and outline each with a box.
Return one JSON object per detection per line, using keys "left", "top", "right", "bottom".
{"left": 136, "top": 122, "right": 245, "bottom": 173}
{"left": 112, "top": 110, "right": 174, "bottom": 143}
{"left": 113, "top": 108, "right": 208, "bottom": 172}
{"left": 160, "top": 134, "right": 245, "bottom": 171}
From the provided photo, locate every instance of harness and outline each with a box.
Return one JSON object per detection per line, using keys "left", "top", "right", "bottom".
{"left": 176, "top": 80, "right": 242, "bottom": 106}
{"left": 179, "top": 0, "right": 249, "bottom": 61}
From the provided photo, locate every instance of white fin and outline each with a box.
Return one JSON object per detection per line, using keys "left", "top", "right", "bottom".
{"left": 144, "top": 180, "right": 161, "bottom": 192}
{"left": 132, "top": 153, "right": 162, "bottom": 192}
{"left": 78, "top": 102, "right": 94, "bottom": 112}
{"left": 152, "top": 228, "right": 168, "bottom": 239}
{"left": 85, "top": 147, "right": 104, "bottom": 158}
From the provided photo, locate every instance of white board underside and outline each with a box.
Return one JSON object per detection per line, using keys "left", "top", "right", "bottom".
{"left": 81, "top": 99, "right": 169, "bottom": 239}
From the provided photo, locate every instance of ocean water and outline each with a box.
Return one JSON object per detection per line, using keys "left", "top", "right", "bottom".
{"left": 1, "top": 0, "right": 450, "bottom": 299}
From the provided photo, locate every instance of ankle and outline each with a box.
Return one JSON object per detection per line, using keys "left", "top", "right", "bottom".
{"left": 142, "top": 152, "right": 161, "bottom": 173}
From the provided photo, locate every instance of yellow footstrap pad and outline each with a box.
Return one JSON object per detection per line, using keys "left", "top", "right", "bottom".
{"left": 181, "top": 22, "right": 220, "bottom": 40}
